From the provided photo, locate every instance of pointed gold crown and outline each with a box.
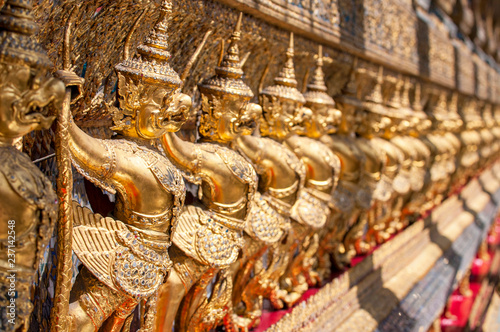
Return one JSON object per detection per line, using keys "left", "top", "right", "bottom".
{"left": 493, "top": 105, "right": 500, "bottom": 126}
{"left": 430, "top": 90, "right": 460, "bottom": 124}
{"left": 261, "top": 33, "right": 305, "bottom": 103}
{"left": 482, "top": 103, "right": 495, "bottom": 128}
{"left": 464, "top": 98, "right": 484, "bottom": 129}
{"left": 303, "top": 45, "right": 335, "bottom": 107}
{"left": 448, "top": 92, "right": 459, "bottom": 115}
{"left": 431, "top": 89, "right": 448, "bottom": 121}
{"left": 400, "top": 77, "right": 411, "bottom": 108}
{"left": 364, "top": 66, "right": 384, "bottom": 104}
{"left": 115, "top": 0, "right": 182, "bottom": 87}
{"left": 398, "top": 77, "right": 414, "bottom": 119}
{"left": 447, "top": 93, "right": 463, "bottom": 126}
{"left": 0, "top": 0, "right": 52, "bottom": 68}
{"left": 400, "top": 77, "right": 427, "bottom": 120}
{"left": 386, "top": 76, "right": 403, "bottom": 109}
{"left": 199, "top": 13, "right": 253, "bottom": 97}
{"left": 362, "top": 66, "right": 394, "bottom": 117}
{"left": 336, "top": 58, "right": 364, "bottom": 109}
{"left": 412, "top": 81, "right": 423, "bottom": 112}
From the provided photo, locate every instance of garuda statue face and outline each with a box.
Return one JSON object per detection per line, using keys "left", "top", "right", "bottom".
{"left": 198, "top": 16, "right": 262, "bottom": 143}
{"left": 111, "top": 17, "right": 192, "bottom": 140}
{"left": 347, "top": 65, "right": 393, "bottom": 138}
{"left": 260, "top": 94, "right": 311, "bottom": 140}
{"left": 0, "top": 61, "right": 65, "bottom": 144}
{"left": 114, "top": 75, "right": 191, "bottom": 139}
{"left": 353, "top": 108, "right": 391, "bottom": 137}
{"left": 259, "top": 33, "right": 312, "bottom": 141}
{"left": 229, "top": 97, "right": 262, "bottom": 137}
{"left": 303, "top": 45, "right": 341, "bottom": 138}
{"left": 303, "top": 102, "right": 341, "bottom": 138}
{"left": 199, "top": 92, "right": 261, "bottom": 142}
{"left": 381, "top": 115, "right": 411, "bottom": 138}
{"left": 0, "top": 0, "right": 65, "bottom": 145}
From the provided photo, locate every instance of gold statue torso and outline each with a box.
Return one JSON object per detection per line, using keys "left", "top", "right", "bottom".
{"left": 391, "top": 136, "right": 423, "bottom": 193}
{"left": 320, "top": 134, "right": 367, "bottom": 214}
{"left": 69, "top": 136, "right": 186, "bottom": 299}
{"left": 372, "top": 137, "right": 402, "bottom": 181}
{"left": 321, "top": 134, "right": 363, "bottom": 183}
{"left": 235, "top": 135, "right": 304, "bottom": 209}
{"left": 182, "top": 142, "right": 257, "bottom": 219}
{"left": 0, "top": 146, "right": 58, "bottom": 281}
{"left": 165, "top": 138, "right": 258, "bottom": 268}
{"left": 285, "top": 134, "right": 340, "bottom": 198}
{"left": 356, "top": 136, "right": 384, "bottom": 179}
{"left": 356, "top": 136, "right": 385, "bottom": 206}
{"left": 80, "top": 138, "right": 186, "bottom": 232}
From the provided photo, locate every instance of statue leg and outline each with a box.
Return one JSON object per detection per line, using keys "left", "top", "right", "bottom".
{"left": 388, "top": 196, "right": 405, "bottom": 234}
{"left": 328, "top": 212, "right": 354, "bottom": 270}
{"left": 300, "top": 233, "right": 321, "bottom": 287}
{"left": 99, "top": 298, "right": 138, "bottom": 332}
{"left": 344, "top": 211, "right": 369, "bottom": 258}
{"left": 279, "top": 223, "right": 311, "bottom": 306}
{"left": 178, "top": 269, "right": 221, "bottom": 332}
{"left": 68, "top": 268, "right": 138, "bottom": 332}
{"left": 373, "top": 201, "right": 391, "bottom": 245}
{"left": 155, "top": 269, "right": 189, "bottom": 332}
{"left": 317, "top": 214, "right": 342, "bottom": 279}
{"left": 232, "top": 235, "right": 264, "bottom": 307}
{"left": 68, "top": 302, "right": 95, "bottom": 332}
{"left": 156, "top": 248, "right": 209, "bottom": 332}
{"left": 227, "top": 236, "right": 268, "bottom": 331}
{"left": 365, "top": 204, "right": 379, "bottom": 248}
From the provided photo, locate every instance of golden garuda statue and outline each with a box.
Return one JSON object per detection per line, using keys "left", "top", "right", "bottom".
{"left": 156, "top": 12, "right": 260, "bottom": 332}
{"left": 58, "top": 1, "right": 190, "bottom": 330}
{"left": 0, "top": 1, "right": 65, "bottom": 331}
{"left": 334, "top": 63, "right": 386, "bottom": 261}
{"left": 280, "top": 45, "right": 341, "bottom": 289}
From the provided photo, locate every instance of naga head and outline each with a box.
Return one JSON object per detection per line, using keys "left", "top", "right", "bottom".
{"left": 198, "top": 13, "right": 262, "bottom": 143}
{"left": 303, "top": 45, "right": 341, "bottom": 138}
{"left": 259, "top": 33, "right": 310, "bottom": 140}
{"left": 0, "top": 0, "right": 65, "bottom": 145}
{"left": 111, "top": 0, "right": 191, "bottom": 140}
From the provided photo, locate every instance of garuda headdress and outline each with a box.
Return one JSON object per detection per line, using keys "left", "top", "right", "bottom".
{"left": 303, "top": 45, "right": 335, "bottom": 107}
{"left": 362, "top": 66, "right": 395, "bottom": 118}
{"left": 115, "top": 0, "right": 182, "bottom": 88}
{"left": 198, "top": 13, "right": 253, "bottom": 98}
{"left": 112, "top": 0, "right": 182, "bottom": 131}
{"left": 0, "top": 0, "right": 52, "bottom": 68}
{"left": 397, "top": 77, "right": 427, "bottom": 121}
{"left": 261, "top": 33, "right": 305, "bottom": 104}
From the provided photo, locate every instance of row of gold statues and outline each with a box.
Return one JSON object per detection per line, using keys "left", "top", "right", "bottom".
{"left": 1, "top": 0, "right": 499, "bottom": 331}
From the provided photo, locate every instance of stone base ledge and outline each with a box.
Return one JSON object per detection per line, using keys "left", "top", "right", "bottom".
{"left": 266, "top": 168, "right": 500, "bottom": 332}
